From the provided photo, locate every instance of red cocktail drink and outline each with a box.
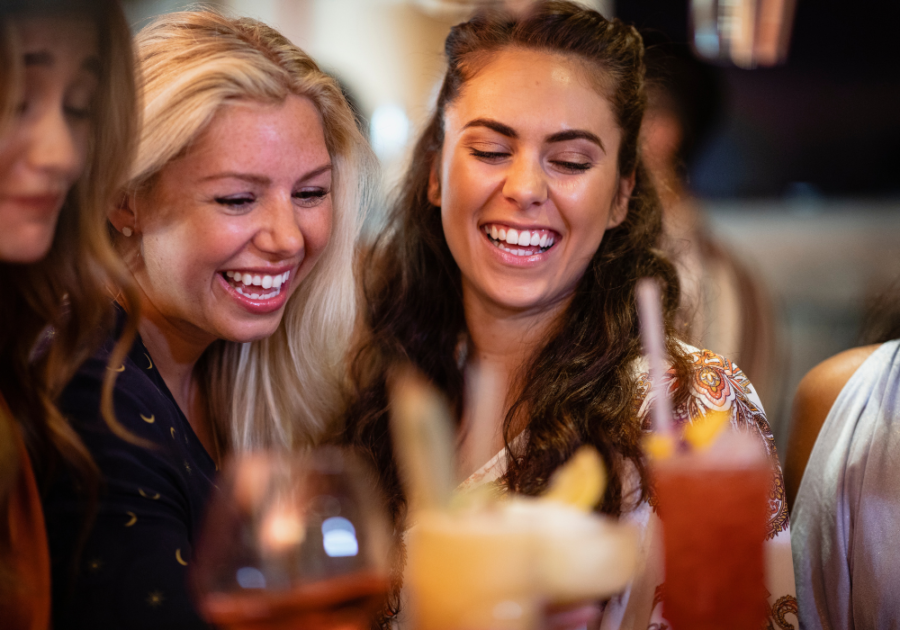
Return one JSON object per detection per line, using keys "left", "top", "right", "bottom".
{"left": 654, "top": 454, "right": 770, "bottom": 630}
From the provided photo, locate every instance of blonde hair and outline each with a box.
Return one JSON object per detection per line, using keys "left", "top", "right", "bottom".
{"left": 129, "top": 11, "right": 375, "bottom": 451}
{"left": 0, "top": 0, "right": 139, "bottom": 584}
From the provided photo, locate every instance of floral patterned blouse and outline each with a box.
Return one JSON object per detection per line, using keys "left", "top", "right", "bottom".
{"left": 459, "top": 347, "right": 799, "bottom": 630}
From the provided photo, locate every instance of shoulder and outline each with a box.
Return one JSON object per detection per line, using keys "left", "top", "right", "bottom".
{"left": 784, "top": 344, "right": 882, "bottom": 508}
{"left": 635, "top": 345, "right": 766, "bottom": 429}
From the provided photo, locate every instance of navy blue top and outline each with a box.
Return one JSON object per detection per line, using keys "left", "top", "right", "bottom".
{"left": 44, "top": 311, "right": 217, "bottom": 628}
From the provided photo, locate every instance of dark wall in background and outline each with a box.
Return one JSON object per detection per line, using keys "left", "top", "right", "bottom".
{"left": 617, "top": 0, "right": 900, "bottom": 198}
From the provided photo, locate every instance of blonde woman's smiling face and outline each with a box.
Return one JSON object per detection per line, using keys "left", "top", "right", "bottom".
{"left": 431, "top": 48, "right": 632, "bottom": 319}
{"left": 128, "top": 95, "right": 333, "bottom": 346}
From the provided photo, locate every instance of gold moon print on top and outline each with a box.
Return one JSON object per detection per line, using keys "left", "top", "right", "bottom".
{"left": 108, "top": 364, "right": 125, "bottom": 372}
{"left": 144, "top": 353, "right": 153, "bottom": 370}
{"left": 125, "top": 511, "right": 137, "bottom": 527}
{"left": 170, "top": 427, "right": 176, "bottom": 439}
{"left": 141, "top": 414, "right": 155, "bottom": 424}
{"left": 175, "top": 549, "right": 188, "bottom": 566}
{"left": 138, "top": 488, "right": 160, "bottom": 500}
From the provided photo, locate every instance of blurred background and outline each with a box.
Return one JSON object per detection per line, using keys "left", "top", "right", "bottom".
{"left": 121, "top": 0, "right": 900, "bottom": 453}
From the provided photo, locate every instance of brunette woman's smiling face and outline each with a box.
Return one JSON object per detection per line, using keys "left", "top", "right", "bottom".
{"left": 431, "top": 48, "right": 632, "bottom": 320}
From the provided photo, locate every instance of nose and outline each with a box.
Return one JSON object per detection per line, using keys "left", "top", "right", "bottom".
{"left": 502, "top": 152, "right": 548, "bottom": 210}
{"left": 26, "top": 107, "right": 83, "bottom": 181}
{"left": 254, "top": 194, "right": 305, "bottom": 260}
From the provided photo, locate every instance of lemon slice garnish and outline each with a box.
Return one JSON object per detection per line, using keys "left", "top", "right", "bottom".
{"left": 684, "top": 409, "right": 731, "bottom": 451}
{"left": 542, "top": 446, "right": 606, "bottom": 512}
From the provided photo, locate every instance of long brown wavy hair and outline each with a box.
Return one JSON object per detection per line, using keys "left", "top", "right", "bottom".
{"left": 344, "top": 0, "right": 692, "bottom": 532}
{"left": 0, "top": 0, "right": 140, "bottom": 585}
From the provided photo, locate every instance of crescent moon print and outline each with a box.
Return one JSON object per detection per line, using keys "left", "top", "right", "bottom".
{"left": 138, "top": 488, "right": 160, "bottom": 500}
{"left": 175, "top": 549, "right": 188, "bottom": 566}
{"left": 125, "top": 511, "right": 137, "bottom": 527}
{"left": 170, "top": 427, "right": 176, "bottom": 439}
{"left": 108, "top": 364, "right": 125, "bottom": 372}
{"left": 141, "top": 414, "right": 155, "bottom": 424}
{"left": 144, "top": 353, "right": 153, "bottom": 370}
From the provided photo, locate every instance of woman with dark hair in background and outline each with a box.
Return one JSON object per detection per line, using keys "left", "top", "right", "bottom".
{"left": 0, "top": 1, "right": 138, "bottom": 627}
{"left": 343, "top": 2, "right": 796, "bottom": 627}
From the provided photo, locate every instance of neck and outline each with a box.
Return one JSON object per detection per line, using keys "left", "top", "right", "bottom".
{"left": 456, "top": 287, "right": 569, "bottom": 480}
{"left": 134, "top": 293, "right": 218, "bottom": 460}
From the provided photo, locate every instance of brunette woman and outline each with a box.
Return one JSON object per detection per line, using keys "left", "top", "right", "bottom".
{"left": 343, "top": 2, "right": 797, "bottom": 627}
{"left": 0, "top": 1, "right": 137, "bottom": 627}
{"left": 42, "top": 10, "right": 374, "bottom": 628}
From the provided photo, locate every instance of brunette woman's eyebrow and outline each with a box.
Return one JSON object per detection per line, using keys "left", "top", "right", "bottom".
{"left": 462, "top": 118, "right": 517, "bottom": 138}
{"left": 546, "top": 129, "right": 605, "bottom": 152}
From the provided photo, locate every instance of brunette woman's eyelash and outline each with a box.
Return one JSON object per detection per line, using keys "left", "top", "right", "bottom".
{"left": 552, "top": 160, "right": 592, "bottom": 172}
{"left": 470, "top": 148, "right": 509, "bottom": 159}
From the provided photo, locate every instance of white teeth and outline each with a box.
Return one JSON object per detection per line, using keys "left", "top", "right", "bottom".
{"left": 226, "top": 271, "right": 235, "bottom": 278}
{"left": 242, "top": 274, "right": 252, "bottom": 286}
{"left": 490, "top": 225, "right": 499, "bottom": 240}
{"left": 517, "top": 230, "right": 530, "bottom": 245}
{"left": 233, "top": 272, "right": 242, "bottom": 282}
{"left": 262, "top": 275, "right": 273, "bottom": 289}
{"left": 506, "top": 229, "right": 518, "bottom": 245}
{"left": 251, "top": 293, "right": 259, "bottom": 299}
{"left": 273, "top": 275, "right": 283, "bottom": 288}
{"left": 530, "top": 232, "right": 540, "bottom": 246}
{"left": 548, "top": 237, "right": 555, "bottom": 247}
{"left": 539, "top": 234, "right": 548, "bottom": 247}
{"left": 252, "top": 275, "right": 262, "bottom": 286}
{"left": 498, "top": 228, "right": 507, "bottom": 240}
{"left": 283, "top": 271, "right": 290, "bottom": 283}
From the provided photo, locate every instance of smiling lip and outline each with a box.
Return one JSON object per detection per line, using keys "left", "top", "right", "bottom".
{"left": 218, "top": 266, "right": 295, "bottom": 315}
{"left": 480, "top": 222, "right": 559, "bottom": 261}
{"left": 1, "top": 193, "right": 64, "bottom": 217}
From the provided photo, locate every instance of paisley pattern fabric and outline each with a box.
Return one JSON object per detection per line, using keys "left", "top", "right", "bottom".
{"left": 462, "top": 347, "right": 798, "bottom": 630}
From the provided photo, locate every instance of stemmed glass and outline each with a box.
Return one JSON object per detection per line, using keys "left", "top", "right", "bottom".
{"left": 190, "top": 447, "right": 392, "bottom": 630}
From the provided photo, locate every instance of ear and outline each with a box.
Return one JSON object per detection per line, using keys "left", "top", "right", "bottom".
{"left": 427, "top": 161, "right": 442, "bottom": 207}
{"left": 608, "top": 170, "right": 635, "bottom": 229}
{"left": 109, "top": 192, "right": 137, "bottom": 235}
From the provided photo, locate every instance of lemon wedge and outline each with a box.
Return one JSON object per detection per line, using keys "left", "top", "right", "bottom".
{"left": 684, "top": 409, "right": 731, "bottom": 451}
{"left": 542, "top": 446, "right": 606, "bottom": 512}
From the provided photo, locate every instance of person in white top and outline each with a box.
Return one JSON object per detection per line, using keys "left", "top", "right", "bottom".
{"left": 342, "top": 2, "right": 797, "bottom": 628}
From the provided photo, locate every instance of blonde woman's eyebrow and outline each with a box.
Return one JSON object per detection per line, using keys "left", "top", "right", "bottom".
{"left": 199, "top": 164, "right": 332, "bottom": 185}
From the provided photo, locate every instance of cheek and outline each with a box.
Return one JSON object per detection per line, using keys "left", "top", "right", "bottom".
{"left": 304, "top": 203, "right": 334, "bottom": 262}
{"left": 68, "top": 121, "right": 93, "bottom": 182}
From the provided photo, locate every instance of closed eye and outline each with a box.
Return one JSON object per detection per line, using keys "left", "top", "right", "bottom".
{"left": 470, "top": 148, "right": 510, "bottom": 161}
{"left": 293, "top": 189, "right": 329, "bottom": 207}
{"left": 551, "top": 160, "right": 592, "bottom": 173}
{"left": 215, "top": 195, "right": 255, "bottom": 208}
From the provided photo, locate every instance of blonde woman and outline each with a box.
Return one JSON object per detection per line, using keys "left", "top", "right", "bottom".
{"left": 0, "top": 1, "right": 138, "bottom": 627}
{"left": 42, "top": 11, "right": 374, "bottom": 628}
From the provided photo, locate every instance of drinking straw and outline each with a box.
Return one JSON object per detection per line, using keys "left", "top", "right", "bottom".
{"left": 636, "top": 278, "right": 674, "bottom": 440}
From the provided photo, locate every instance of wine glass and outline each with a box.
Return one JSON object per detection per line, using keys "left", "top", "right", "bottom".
{"left": 190, "top": 447, "right": 392, "bottom": 630}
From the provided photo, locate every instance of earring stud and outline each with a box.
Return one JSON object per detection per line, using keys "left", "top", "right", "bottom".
{"left": 122, "top": 227, "right": 133, "bottom": 237}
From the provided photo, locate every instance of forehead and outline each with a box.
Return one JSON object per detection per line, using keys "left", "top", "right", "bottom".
{"left": 15, "top": 15, "right": 98, "bottom": 63}
{"left": 447, "top": 48, "right": 618, "bottom": 135}
{"left": 172, "top": 96, "right": 329, "bottom": 173}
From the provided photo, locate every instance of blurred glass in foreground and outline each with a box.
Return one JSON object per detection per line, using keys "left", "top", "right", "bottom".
{"left": 190, "top": 448, "right": 391, "bottom": 630}
{"left": 690, "top": 0, "right": 798, "bottom": 67}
